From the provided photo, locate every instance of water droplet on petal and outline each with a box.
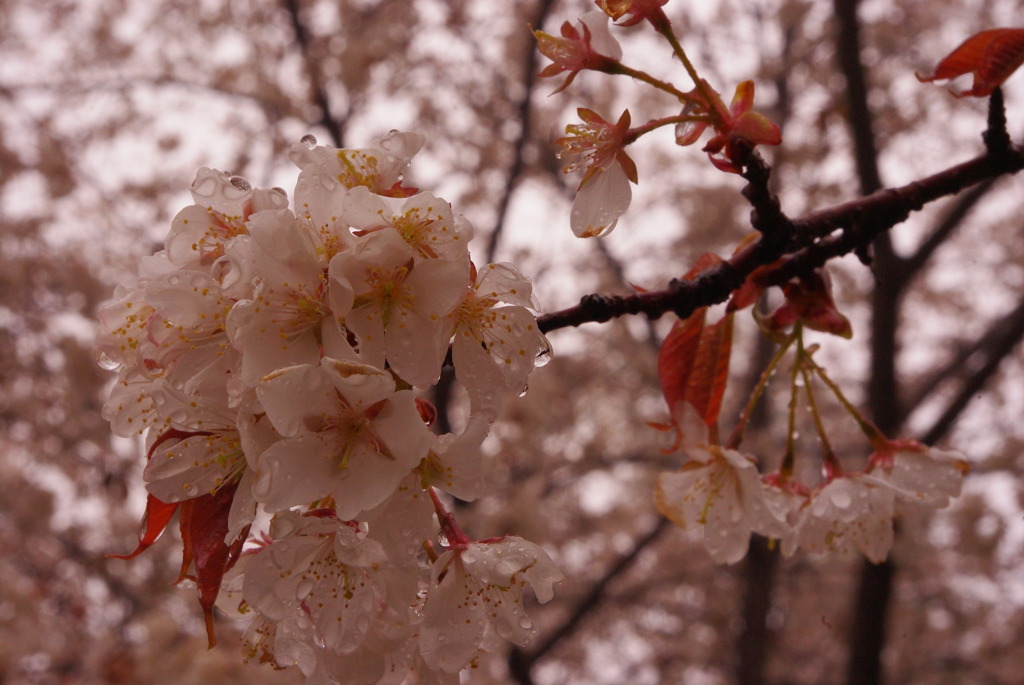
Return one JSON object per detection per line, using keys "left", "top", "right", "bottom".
{"left": 517, "top": 616, "right": 533, "bottom": 630}
{"left": 356, "top": 615, "right": 370, "bottom": 634}
{"left": 318, "top": 174, "right": 337, "bottom": 191}
{"left": 534, "top": 337, "right": 552, "bottom": 368}
{"left": 97, "top": 352, "right": 119, "bottom": 371}
{"left": 830, "top": 488, "right": 852, "bottom": 509}
{"left": 296, "top": 577, "right": 314, "bottom": 599}
{"left": 270, "top": 544, "right": 298, "bottom": 570}
{"left": 300, "top": 134, "right": 318, "bottom": 148}
{"left": 517, "top": 383, "right": 529, "bottom": 398}
{"left": 211, "top": 256, "right": 241, "bottom": 289}
{"left": 229, "top": 175, "right": 252, "bottom": 192}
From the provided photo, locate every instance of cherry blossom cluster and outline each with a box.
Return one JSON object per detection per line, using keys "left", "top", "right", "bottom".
{"left": 654, "top": 421, "right": 970, "bottom": 564}
{"left": 537, "top": 2, "right": 970, "bottom": 566}
{"left": 98, "top": 131, "right": 560, "bottom": 683}
{"left": 649, "top": 270, "right": 970, "bottom": 565}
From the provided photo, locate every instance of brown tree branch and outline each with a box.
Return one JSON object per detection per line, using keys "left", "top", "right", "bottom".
{"left": 538, "top": 146, "right": 1024, "bottom": 335}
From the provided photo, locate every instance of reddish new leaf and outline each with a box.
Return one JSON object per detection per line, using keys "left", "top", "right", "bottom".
{"left": 762, "top": 269, "right": 852, "bottom": 339}
{"left": 178, "top": 480, "right": 248, "bottom": 648}
{"left": 658, "top": 308, "right": 734, "bottom": 430}
{"left": 917, "top": 28, "right": 1024, "bottom": 97}
{"left": 658, "top": 307, "right": 707, "bottom": 420}
{"left": 107, "top": 494, "right": 180, "bottom": 560}
{"left": 686, "top": 312, "right": 734, "bottom": 426}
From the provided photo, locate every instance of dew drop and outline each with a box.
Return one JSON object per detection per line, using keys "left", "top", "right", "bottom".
{"left": 318, "top": 174, "right": 337, "bottom": 191}
{"left": 229, "top": 175, "right": 252, "bottom": 192}
{"left": 534, "top": 338, "right": 552, "bottom": 367}
{"left": 252, "top": 468, "right": 275, "bottom": 501}
{"left": 270, "top": 544, "right": 298, "bottom": 570}
{"left": 296, "top": 577, "right": 314, "bottom": 599}
{"left": 300, "top": 134, "right": 318, "bottom": 148}
{"left": 830, "top": 488, "right": 852, "bottom": 509}
{"left": 356, "top": 615, "right": 370, "bottom": 634}
{"left": 96, "top": 352, "right": 119, "bottom": 371}
{"left": 182, "top": 482, "right": 199, "bottom": 497}
{"left": 517, "top": 616, "right": 533, "bottom": 630}
{"left": 517, "top": 383, "right": 529, "bottom": 398}
{"left": 211, "top": 256, "right": 240, "bottom": 289}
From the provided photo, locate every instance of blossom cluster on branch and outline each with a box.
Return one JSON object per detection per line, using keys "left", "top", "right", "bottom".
{"left": 99, "top": 132, "right": 559, "bottom": 683}
{"left": 534, "top": 3, "right": 981, "bottom": 567}
{"left": 95, "top": 1, "right": 1024, "bottom": 680}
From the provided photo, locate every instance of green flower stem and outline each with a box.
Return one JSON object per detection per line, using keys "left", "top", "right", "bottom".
{"left": 653, "top": 23, "right": 728, "bottom": 131}
{"left": 780, "top": 348, "right": 801, "bottom": 478}
{"left": 627, "top": 114, "right": 708, "bottom": 143}
{"left": 604, "top": 62, "right": 692, "bottom": 102}
{"left": 805, "top": 352, "right": 888, "bottom": 449}
{"left": 726, "top": 331, "right": 796, "bottom": 450}
{"left": 800, "top": 363, "right": 842, "bottom": 477}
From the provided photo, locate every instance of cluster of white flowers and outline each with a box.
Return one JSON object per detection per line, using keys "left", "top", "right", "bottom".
{"left": 655, "top": 429, "right": 969, "bottom": 564}
{"left": 98, "top": 132, "right": 561, "bottom": 683}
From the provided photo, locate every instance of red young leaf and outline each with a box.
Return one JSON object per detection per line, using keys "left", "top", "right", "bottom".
{"left": 686, "top": 312, "right": 734, "bottom": 426}
{"left": 178, "top": 480, "right": 249, "bottom": 648}
{"left": 107, "top": 494, "right": 179, "bottom": 560}
{"left": 917, "top": 28, "right": 1024, "bottom": 97}
{"left": 658, "top": 309, "right": 735, "bottom": 430}
{"left": 762, "top": 268, "right": 852, "bottom": 339}
{"left": 658, "top": 307, "right": 706, "bottom": 419}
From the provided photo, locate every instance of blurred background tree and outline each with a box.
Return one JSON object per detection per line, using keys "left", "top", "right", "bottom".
{"left": 2, "top": 0, "right": 1023, "bottom": 683}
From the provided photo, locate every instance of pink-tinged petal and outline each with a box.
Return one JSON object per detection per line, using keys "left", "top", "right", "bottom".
{"left": 580, "top": 9, "right": 623, "bottom": 60}
{"left": 329, "top": 448, "right": 421, "bottom": 522}
{"left": 797, "top": 476, "right": 895, "bottom": 563}
{"left": 320, "top": 358, "right": 396, "bottom": 408}
{"left": 247, "top": 209, "right": 324, "bottom": 281}
{"left": 252, "top": 433, "right": 339, "bottom": 511}
{"left": 102, "top": 371, "right": 161, "bottom": 437}
{"left": 453, "top": 332, "right": 509, "bottom": 416}
{"left": 420, "top": 555, "right": 487, "bottom": 673}
{"left": 189, "top": 167, "right": 254, "bottom": 216}
{"left": 242, "top": 533, "right": 331, "bottom": 621}
{"left": 364, "top": 474, "right": 437, "bottom": 564}
{"left": 868, "top": 446, "right": 969, "bottom": 508}
{"left": 570, "top": 162, "right": 631, "bottom": 238}
{"left": 226, "top": 467, "right": 257, "bottom": 542}
{"left": 476, "top": 263, "right": 535, "bottom": 309}
{"left": 144, "top": 432, "right": 245, "bottom": 502}
{"left": 256, "top": 364, "right": 338, "bottom": 438}
{"left": 425, "top": 411, "right": 492, "bottom": 501}
{"left": 227, "top": 282, "right": 326, "bottom": 387}
{"left": 384, "top": 312, "right": 454, "bottom": 388}
{"left": 732, "top": 111, "right": 783, "bottom": 147}
{"left": 730, "top": 80, "right": 756, "bottom": 117}
{"left": 144, "top": 270, "right": 229, "bottom": 330}
{"left": 654, "top": 465, "right": 709, "bottom": 528}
